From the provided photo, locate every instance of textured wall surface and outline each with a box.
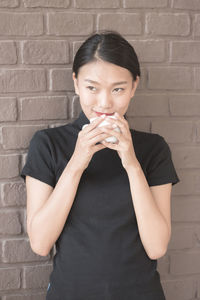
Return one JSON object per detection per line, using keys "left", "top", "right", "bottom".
{"left": 0, "top": 0, "right": 199, "bottom": 299}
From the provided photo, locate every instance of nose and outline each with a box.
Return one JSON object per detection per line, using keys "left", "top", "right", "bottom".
{"left": 98, "top": 91, "right": 112, "bottom": 108}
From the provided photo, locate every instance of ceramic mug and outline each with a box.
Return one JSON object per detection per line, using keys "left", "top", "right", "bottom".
{"left": 82, "top": 115, "right": 121, "bottom": 144}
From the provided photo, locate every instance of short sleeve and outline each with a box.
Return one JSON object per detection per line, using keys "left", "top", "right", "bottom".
{"left": 146, "top": 135, "right": 180, "bottom": 187}
{"left": 20, "top": 130, "right": 55, "bottom": 188}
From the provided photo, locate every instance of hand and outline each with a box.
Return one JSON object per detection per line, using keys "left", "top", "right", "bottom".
{"left": 71, "top": 116, "right": 112, "bottom": 171}
{"left": 100, "top": 112, "right": 139, "bottom": 170}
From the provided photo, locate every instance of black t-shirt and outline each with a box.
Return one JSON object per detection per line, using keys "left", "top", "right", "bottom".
{"left": 21, "top": 110, "right": 180, "bottom": 300}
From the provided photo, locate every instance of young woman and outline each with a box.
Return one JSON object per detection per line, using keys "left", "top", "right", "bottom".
{"left": 21, "top": 31, "right": 180, "bottom": 300}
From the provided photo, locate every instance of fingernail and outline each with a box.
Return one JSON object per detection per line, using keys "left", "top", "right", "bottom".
{"left": 101, "top": 114, "right": 106, "bottom": 118}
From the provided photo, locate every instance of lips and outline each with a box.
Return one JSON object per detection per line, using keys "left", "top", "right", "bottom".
{"left": 95, "top": 111, "right": 114, "bottom": 116}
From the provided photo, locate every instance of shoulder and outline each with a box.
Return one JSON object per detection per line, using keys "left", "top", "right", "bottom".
{"left": 130, "top": 128, "right": 166, "bottom": 147}
{"left": 37, "top": 124, "right": 68, "bottom": 137}
{"left": 130, "top": 129, "right": 171, "bottom": 162}
{"left": 32, "top": 123, "right": 72, "bottom": 143}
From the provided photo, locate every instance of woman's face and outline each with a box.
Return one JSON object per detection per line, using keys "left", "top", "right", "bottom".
{"left": 72, "top": 59, "right": 139, "bottom": 120}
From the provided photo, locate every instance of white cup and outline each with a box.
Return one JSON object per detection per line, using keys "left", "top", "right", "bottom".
{"left": 82, "top": 115, "right": 121, "bottom": 144}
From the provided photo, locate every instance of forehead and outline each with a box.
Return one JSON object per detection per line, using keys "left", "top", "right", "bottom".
{"left": 78, "top": 60, "right": 132, "bottom": 84}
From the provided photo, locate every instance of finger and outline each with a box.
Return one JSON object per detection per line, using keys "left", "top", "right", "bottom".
{"left": 100, "top": 126, "right": 121, "bottom": 138}
{"left": 104, "top": 118, "right": 127, "bottom": 134}
{"left": 105, "top": 116, "right": 127, "bottom": 126}
{"left": 82, "top": 125, "right": 112, "bottom": 143}
{"left": 101, "top": 140, "right": 119, "bottom": 149}
{"left": 88, "top": 132, "right": 113, "bottom": 147}
{"left": 94, "top": 143, "right": 107, "bottom": 152}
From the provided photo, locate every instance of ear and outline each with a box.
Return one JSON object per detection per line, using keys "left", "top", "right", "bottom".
{"left": 130, "top": 76, "right": 140, "bottom": 98}
{"left": 72, "top": 72, "right": 79, "bottom": 95}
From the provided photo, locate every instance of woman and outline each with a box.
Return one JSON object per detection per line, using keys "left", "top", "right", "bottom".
{"left": 21, "top": 31, "right": 180, "bottom": 300}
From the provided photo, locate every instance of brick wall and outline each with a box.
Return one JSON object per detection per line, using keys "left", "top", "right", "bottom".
{"left": 0, "top": 0, "right": 199, "bottom": 299}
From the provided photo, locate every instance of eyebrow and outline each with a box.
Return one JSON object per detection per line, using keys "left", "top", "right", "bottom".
{"left": 84, "top": 79, "right": 128, "bottom": 86}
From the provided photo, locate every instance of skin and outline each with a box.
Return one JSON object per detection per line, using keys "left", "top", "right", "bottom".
{"left": 26, "top": 58, "right": 172, "bottom": 260}
{"left": 72, "top": 59, "right": 172, "bottom": 259}
{"left": 72, "top": 59, "right": 139, "bottom": 121}
{"left": 72, "top": 59, "right": 140, "bottom": 170}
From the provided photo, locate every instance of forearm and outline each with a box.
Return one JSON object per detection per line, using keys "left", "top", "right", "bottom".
{"left": 126, "top": 161, "right": 170, "bottom": 260}
{"left": 29, "top": 157, "right": 84, "bottom": 256}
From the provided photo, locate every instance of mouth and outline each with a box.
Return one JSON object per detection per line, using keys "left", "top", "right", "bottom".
{"left": 94, "top": 111, "right": 115, "bottom": 117}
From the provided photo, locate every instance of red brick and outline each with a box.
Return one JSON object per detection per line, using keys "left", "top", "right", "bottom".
{"left": 23, "top": 264, "right": 53, "bottom": 288}
{"left": 0, "top": 13, "right": 43, "bottom": 36}
{"left": 20, "top": 96, "right": 68, "bottom": 120}
{"left": 0, "top": 268, "right": 21, "bottom": 290}
{"left": 23, "top": 0, "right": 70, "bottom": 7}
{"left": 170, "top": 145, "right": 200, "bottom": 168}
{"left": 171, "top": 41, "right": 200, "bottom": 63}
{"left": 195, "top": 68, "right": 200, "bottom": 89}
{"left": 198, "top": 278, "right": 200, "bottom": 298}
{"left": 0, "top": 69, "right": 46, "bottom": 93}
{"left": 75, "top": 0, "right": 120, "bottom": 8}
{"left": 157, "top": 255, "right": 170, "bottom": 276}
{"left": 196, "top": 121, "right": 200, "bottom": 142}
{"left": 0, "top": 211, "right": 21, "bottom": 235}
{"left": 124, "top": 0, "right": 167, "bottom": 8}
{"left": 173, "top": 0, "right": 200, "bottom": 10}
{"left": 172, "top": 170, "right": 200, "bottom": 195}
{"left": 0, "top": 155, "right": 19, "bottom": 179}
{"left": 136, "top": 68, "right": 146, "bottom": 90}
{"left": 194, "top": 14, "right": 200, "bottom": 36}
{"left": 168, "top": 225, "right": 193, "bottom": 250}
{"left": 3, "top": 239, "right": 50, "bottom": 263}
{"left": 129, "top": 40, "right": 166, "bottom": 63}
{"left": 162, "top": 279, "right": 194, "bottom": 300}
{"left": 5, "top": 294, "right": 46, "bottom": 300}
{"left": 0, "top": 241, "right": 2, "bottom": 263}
{"left": 151, "top": 120, "right": 194, "bottom": 143}
{"left": 0, "top": 0, "right": 19, "bottom": 7}
{"left": 194, "top": 226, "right": 200, "bottom": 248}
{"left": 73, "top": 41, "right": 84, "bottom": 61}
{"left": 128, "top": 117, "right": 151, "bottom": 133}
{"left": 47, "top": 13, "right": 94, "bottom": 36}
{"left": 2, "top": 125, "right": 47, "bottom": 150}
{"left": 0, "top": 98, "right": 17, "bottom": 121}
{"left": 98, "top": 13, "right": 142, "bottom": 35}
{"left": 1, "top": 182, "right": 26, "bottom": 207}
{"left": 22, "top": 40, "right": 69, "bottom": 64}
{"left": 146, "top": 13, "right": 190, "bottom": 36}
{"left": 0, "top": 41, "right": 17, "bottom": 64}
{"left": 50, "top": 68, "right": 74, "bottom": 91}
{"left": 148, "top": 67, "right": 193, "bottom": 90}
{"left": 172, "top": 196, "right": 200, "bottom": 222}
{"left": 71, "top": 94, "right": 82, "bottom": 119}
{"left": 170, "top": 251, "right": 200, "bottom": 275}
{"left": 169, "top": 95, "right": 200, "bottom": 116}
{"left": 126, "top": 94, "right": 169, "bottom": 117}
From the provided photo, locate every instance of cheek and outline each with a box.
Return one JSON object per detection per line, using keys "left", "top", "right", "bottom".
{"left": 79, "top": 89, "right": 96, "bottom": 106}
{"left": 115, "top": 94, "right": 131, "bottom": 109}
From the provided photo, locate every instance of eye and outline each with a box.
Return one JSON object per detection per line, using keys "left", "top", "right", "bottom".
{"left": 86, "top": 86, "right": 97, "bottom": 92}
{"left": 113, "top": 88, "right": 124, "bottom": 93}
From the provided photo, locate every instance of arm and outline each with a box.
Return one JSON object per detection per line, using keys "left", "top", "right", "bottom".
{"left": 99, "top": 113, "right": 175, "bottom": 260}
{"left": 126, "top": 162, "right": 172, "bottom": 260}
{"left": 25, "top": 117, "right": 110, "bottom": 257}
{"left": 26, "top": 157, "right": 84, "bottom": 257}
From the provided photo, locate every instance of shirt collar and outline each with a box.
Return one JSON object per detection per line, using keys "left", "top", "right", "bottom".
{"left": 71, "top": 110, "right": 90, "bottom": 131}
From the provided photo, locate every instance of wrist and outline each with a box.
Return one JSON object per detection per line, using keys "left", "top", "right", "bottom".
{"left": 125, "top": 159, "right": 142, "bottom": 174}
{"left": 67, "top": 156, "right": 85, "bottom": 175}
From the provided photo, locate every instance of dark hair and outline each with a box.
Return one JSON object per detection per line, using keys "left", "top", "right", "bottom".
{"left": 72, "top": 30, "right": 140, "bottom": 82}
